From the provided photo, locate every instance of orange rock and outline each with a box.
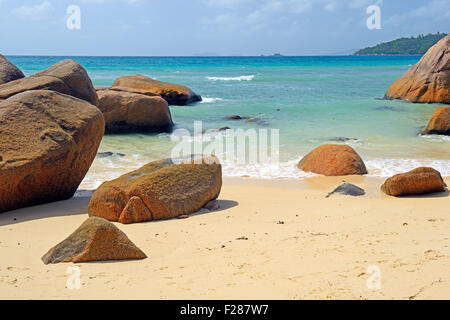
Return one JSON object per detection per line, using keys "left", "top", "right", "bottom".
{"left": 0, "top": 90, "right": 104, "bottom": 213}
{"left": 385, "top": 35, "right": 450, "bottom": 103}
{"left": 425, "top": 106, "right": 450, "bottom": 135}
{"left": 96, "top": 89, "right": 173, "bottom": 133}
{"left": 118, "top": 196, "right": 153, "bottom": 224}
{"left": 112, "top": 74, "right": 201, "bottom": 105}
{"left": 381, "top": 167, "right": 446, "bottom": 196}
{"left": 42, "top": 217, "right": 146, "bottom": 264}
{"left": 88, "top": 155, "right": 222, "bottom": 223}
{"left": 298, "top": 144, "right": 367, "bottom": 176}
{"left": 0, "top": 59, "right": 98, "bottom": 106}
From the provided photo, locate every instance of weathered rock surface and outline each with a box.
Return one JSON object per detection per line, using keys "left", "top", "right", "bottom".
{"left": 298, "top": 144, "right": 368, "bottom": 176}
{"left": 385, "top": 34, "right": 450, "bottom": 103}
{"left": 0, "top": 54, "right": 25, "bottom": 85}
{"left": 42, "top": 217, "right": 146, "bottom": 264}
{"left": 88, "top": 155, "right": 222, "bottom": 223}
{"left": 112, "top": 75, "right": 201, "bottom": 105}
{"left": 0, "top": 59, "right": 98, "bottom": 105}
{"left": 0, "top": 90, "right": 104, "bottom": 213}
{"left": 326, "top": 183, "right": 365, "bottom": 198}
{"left": 97, "top": 89, "right": 173, "bottom": 133}
{"left": 425, "top": 106, "right": 450, "bottom": 135}
{"left": 96, "top": 86, "right": 160, "bottom": 97}
{"left": 381, "top": 167, "right": 446, "bottom": 196}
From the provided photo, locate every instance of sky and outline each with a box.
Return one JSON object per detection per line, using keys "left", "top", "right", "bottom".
{"left": 0, "top": 0, "right": 448, "bottom": 56}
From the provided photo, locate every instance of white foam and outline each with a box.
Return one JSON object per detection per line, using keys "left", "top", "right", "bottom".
{"left": 419, "top": 134, "right": 450, "bottom": 143}
{"left": 199, "top": 97, "right": 224, "bottom": 103}
{"left": 79, "top": 155, "right": 450, "bottom": 190}
{"left": 206, "top": 75, "right": 254, "bottom": 81}
{"left": 365, "top": 158, "right": 450, "bottom": 177}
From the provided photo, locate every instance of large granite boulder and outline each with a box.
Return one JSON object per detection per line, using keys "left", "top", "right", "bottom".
{"left": 298, "top": 144, "right": 367, "bottom": 176}
{"left": 42, "top": 217, "right": 146, "bottom": 264}
{"left": 112, "top": 75, "right": 201, "bottom": 105}
{"left": 0, "top": 59, "right": 98, "bottom": 106}
{"left": 88, "top": 155, "right": 222, "bottom": 223}
{"left": 381, "top": 167, "right": 446, "bottom": 196}
{"left": 424, "top": 106, "right": 450, "bottom": 135}
{"left": 96, "top": 89, "right": 173, "bottom": 133}
{"left": 0, "top": 90, "right": 104, "bottom": 213}
{"left": 0, "top": 55, "right": 25, "bottom": 85}
{"left": 385, "top": 34, "right": 450, "bottom": 103}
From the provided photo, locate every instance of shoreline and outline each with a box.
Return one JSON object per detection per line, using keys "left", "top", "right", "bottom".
{"left": 1, "top": 176, "right": 449, "bottom": 299}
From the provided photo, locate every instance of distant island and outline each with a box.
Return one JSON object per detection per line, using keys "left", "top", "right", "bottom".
{"left": 261, "top": 53, "right": 283, "bottom": 57}
{"left": 353, "top": 32, "right": 447, "bottom": 55}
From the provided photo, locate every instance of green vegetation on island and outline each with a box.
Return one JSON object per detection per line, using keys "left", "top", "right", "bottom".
{"left": 353, "top": 33, "right": 447, "bottom": 55}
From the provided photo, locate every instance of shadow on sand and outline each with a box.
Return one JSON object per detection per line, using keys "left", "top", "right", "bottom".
{"left": 0, "top": 194, "right": 92, "bottom": 227}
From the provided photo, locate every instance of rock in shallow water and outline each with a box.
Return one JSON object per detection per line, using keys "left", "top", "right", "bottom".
{"left": 298, "top": 144, "right": 367, "bottom": 176}
{"left": 381, "top": 167, "right": 446, "bottom": 196}
{"left": 42, "top": 217, "right": 146, "bottom": 264}
{"left": 326, "top": 183, "right": 365, "bottom": 198}
{"left": 0, "top": 90, "right": 104, "bottom": 213}
{"left": 88, "top": 155, "right": 222, "bottom": 223}
{"left": 425, "top": 106, "right": 450, "bottom": 135}
{"left": 97, "top": 89, "right": 173, "bottom": 133}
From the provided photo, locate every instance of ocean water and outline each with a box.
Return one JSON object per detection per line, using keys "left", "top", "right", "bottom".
{"left": 8, "top": 56, "right": 450, "bottom": 188}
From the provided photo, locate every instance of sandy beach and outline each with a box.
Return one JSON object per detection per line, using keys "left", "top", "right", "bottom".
{"left": 1, "top": 176, "right": 448, "bottom": 300}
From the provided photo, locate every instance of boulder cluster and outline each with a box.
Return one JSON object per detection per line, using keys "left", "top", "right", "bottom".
{"left": 0, "top": 56, "right": 217, "bottom": 264}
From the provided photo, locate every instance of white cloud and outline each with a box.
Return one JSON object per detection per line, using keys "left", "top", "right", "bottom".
{"left": 386, "top": 0, "right": 450, "bottom": 25}
{"left": 12, "top": 1, "right": 53, "bottom": 20}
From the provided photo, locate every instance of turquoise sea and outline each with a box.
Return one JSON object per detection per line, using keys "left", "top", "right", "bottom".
{"left": 8, "top": 56, "right": 450, "bottom": 188}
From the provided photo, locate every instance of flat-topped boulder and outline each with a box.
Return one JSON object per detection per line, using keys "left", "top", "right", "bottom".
{"left": 424, "top": 106, "right": 450, "bottom": 135}
{"left": 385, "top": 34, "right": 450, "bottom": 103}
{"left": 381, "top": 167, "right": 446, "bottom": 196}
{"left": 0, "top": 59, "right": 98, "bottom": 105}
{"left": 0, "top": 54, "right": 25, "bottom": 85}
{"left": 112, "top": 74, "right": 201, "bottom": 105}
{"left": 298, "top": 144, "right": 367, "bottom": 176}
{"left": 0, "top": 90, "right": 104, "bottom": 213}
{"left": 88, "top": 155, "right": 222, "bottom": 223}
{"left": 42, "top": 217, "right": 146, "bottom": 264}
{"left": 97, "top": 89, "right": 173, "bottom": 133}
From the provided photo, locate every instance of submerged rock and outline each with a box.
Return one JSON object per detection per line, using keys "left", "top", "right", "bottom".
{"left": 0, "top": 90, "right": 104, "bottom": 213}
{"left": 326, "top": 183, "right": 365, "bottom": 198}
{"left": 112, "top": 75, "right": 201, "bottom": 105}
{"left": 385, "top": 34, "right": 450, "bottom": 103}
{"left": 298, "top": 144, "right": 367, "bottom": 176}
{"left": 0, "top": 54, "right": 25, "bottom": 85}
{"left": 96, "top": 152, "right": 126, "bottom": 158}
{"left": 0, "top": 59, "right": 98, "bottom": 105}
{"left": 41, "top": 217, "right": 146, "bottom": 264}
{"left": 424, "top": 106, "right": 450, "bottom": 135}
{"left": 97, "top": 89, "right": 173, "bottom": 133}
{"left": 88, "top": 155, "right": 222, "bottom": 223}
{"left": 381, "top": 167, "right": 446, "bottom": 196}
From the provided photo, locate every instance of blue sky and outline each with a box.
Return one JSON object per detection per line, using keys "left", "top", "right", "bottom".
{"left": 0, "top": 0, "right": 448, "bottom": 56}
